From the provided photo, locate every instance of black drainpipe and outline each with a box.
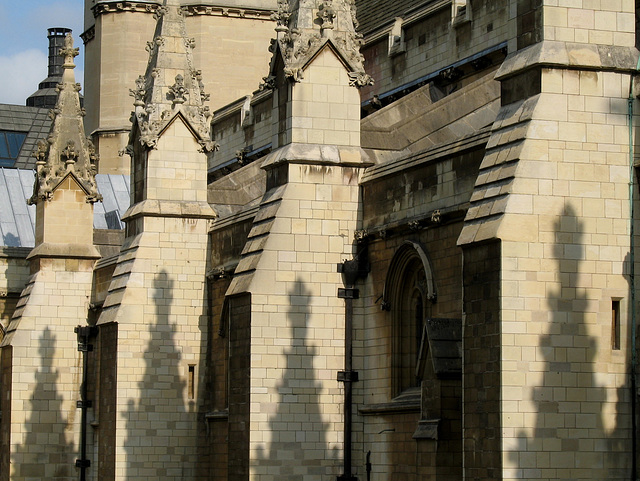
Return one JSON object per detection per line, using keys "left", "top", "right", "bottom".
{"left": 337, "top": 256, "right": 368, "bottom": 481}
{"left": 75, "top": 325, "right": 97, "bottom": 480}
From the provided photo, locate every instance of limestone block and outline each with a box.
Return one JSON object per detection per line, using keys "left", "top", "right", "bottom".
{"left": 568, "top": 8, "right": 594, "bottom": 29}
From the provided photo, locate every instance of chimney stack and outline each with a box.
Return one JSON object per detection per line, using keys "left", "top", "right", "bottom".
{"left": 46, "top": 27, "right": 71, "bottom": 78}
{"left": 27, "top": 27, "right": 82, "bottom": 109}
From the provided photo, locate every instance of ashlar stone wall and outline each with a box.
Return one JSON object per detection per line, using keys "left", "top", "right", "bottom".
{"left": 239, "top": 160, "right": 363, "bottom": 481}
{"left": 0, "top": 249, "right": 30, "bottom": 331}
{"left": 96, "top": 119, "right": 213, "bottom": 480}
{"left": 498, "top": 65, "right": 637, "bottom": 481}
{"left": 1, "top": 260, "right": 95, "bottom": 481}
{"left": 359, "top": 0, "right": 511, "bottom": 102}
{"left": 283, "top": 49, "right": 362, "bottom": 148}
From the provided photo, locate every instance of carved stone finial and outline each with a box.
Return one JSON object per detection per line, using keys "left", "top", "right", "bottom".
{"left": 130, "top": 0, "right": 213, "bottom": 149}
{"left": 317, "top": 2, "right": 336, "bottom": 31}
{"left": 62, "top": 140, "right": 78, "bottom": 165}
{"left": 169, "top": 74, "right": 188, "bottom": 105}
{"left": 32, "top": 140, "right": 48, "bottom": 164}
{"left": 59, "top": 33, "right": 79, "bottom": 68}
{"left": 270, "top": 0, "right": 372, "bottom": 86}
{"left": 130, "top": 75, "right": 147, "bottom": 107}
{"left": 272, "top": 0, "right": 291, "bottom": 29}
{"left": 29, "top": 31, "right": 101, "bottom": 206}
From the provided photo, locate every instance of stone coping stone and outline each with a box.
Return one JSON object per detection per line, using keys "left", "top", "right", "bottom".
{"left": 496, "top": 41, "right": 639, "bottom": 81}
{"left": 122, "top": 199, "right": 216, "bottom": 220}
{"left": 261, "top": 143, "right": 373, "bottom": 168}
{"left": 27, "top": 242, "right": 101, "bottom": 260}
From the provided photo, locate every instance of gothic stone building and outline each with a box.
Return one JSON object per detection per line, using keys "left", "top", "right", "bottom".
{"left": 0, "top": 0, "right": 639, "bottom": 480}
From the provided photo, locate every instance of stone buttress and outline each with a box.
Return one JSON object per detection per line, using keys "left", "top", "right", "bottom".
{"left": 218, "top": 0, "right": 373, "bottom": 479}
{"left": 458, "top": 2, "right": 639, "bottom": 480}
{"left": 94, "top": 1, "right": 216, "bottom": 479}
{"left": 0, "top": 34, "right": 101, "bottom": 481}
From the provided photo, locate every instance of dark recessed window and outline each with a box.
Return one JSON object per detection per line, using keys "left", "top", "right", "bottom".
{"left": 0, "top": 131, "right": 27, "bottom": 167}
{"left": 612, "top": 299, "right": 621, "bottom": 350}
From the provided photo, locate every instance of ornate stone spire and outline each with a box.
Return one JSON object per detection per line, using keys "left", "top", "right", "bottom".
{"left": 29, "top": 33, "right": 101, "bottom": 204}
{"left": 129, "top": 0, "right": 215, "bottom": 151}
{"left": 267, "top": 0, "right": 372, "bottom": 86}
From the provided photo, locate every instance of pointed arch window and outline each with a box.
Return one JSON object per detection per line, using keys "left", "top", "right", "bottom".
{"left": 384, "top": 241, "right": 436, "bottom": 397}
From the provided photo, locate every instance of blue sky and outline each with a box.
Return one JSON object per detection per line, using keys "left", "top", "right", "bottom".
{"left": 0, "top": 0, "right": 84, "bottom": 105}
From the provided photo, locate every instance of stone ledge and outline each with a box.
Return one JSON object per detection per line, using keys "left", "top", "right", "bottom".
{"left": 362, "top": 128, "right": 491, "bottom": 184}
{"left": 496, "top": 41, "right": 639, "bottom": 81}
{"left": 122, "top": 199, "right": 217, "bottom": 221}
{"left": 94, "top": 253, "right": 121, "bottom": 271}
{"left": 26, "top": 243, "right": 101, "bottom": 260}
{"left": 359, "top": 389, "right": 421, "bottom": 416}
{"left": 0, "top": 246, "right": 31, "bottom": 259}
{"left": 261, "top": 143, "right": 373, "bottom": 169}
{"left": 205, "top": 410, "right": 229, "bottom": 421}
{"left": 412, "top": 419, "right": 439, "bottom": 440}
{"left": 358, "top": 401, "right": 420, "bottom": 415}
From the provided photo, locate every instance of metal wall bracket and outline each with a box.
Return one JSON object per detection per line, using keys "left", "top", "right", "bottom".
{"left": 337, "top": 370, "right": 359, "bottom": 383}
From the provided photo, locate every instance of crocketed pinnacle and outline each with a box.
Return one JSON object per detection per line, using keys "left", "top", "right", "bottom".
{"left": 129, "top": 0, "right": 215, "bottom": 152}
{"left": 29, "top": 33, "right": 101, "bottom": 205}
{"left": 265, "top": 0, "right": 373, "bottom": 86}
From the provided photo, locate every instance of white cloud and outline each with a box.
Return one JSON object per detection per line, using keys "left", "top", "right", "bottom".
{"left": 0, "top": 0, "right": 85, "bottom": 105}
{"left": 0, "top": 49, "right": 47, "bottom": 105}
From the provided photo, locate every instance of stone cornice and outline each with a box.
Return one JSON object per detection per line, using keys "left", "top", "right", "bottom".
{"left": 496, "top": 41, "right": 640, "bottom": 81}
{"left": 92, "top": 1, "right": 162, "bottom": 17}
{"left": 91, "top": 1, "right": 275, "bottom": 20}
{"left": 183, "top": 4, "right": 274, "bottom": 20}
{"left": 80, "top": 26, "right": 95, "bottom": 44}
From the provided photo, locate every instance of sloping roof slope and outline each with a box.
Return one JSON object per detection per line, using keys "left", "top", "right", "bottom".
{"left": 0, "top": 168, "right": 36, "bottom": 248}
{"left": 361, "top": 70, "right": 500, "bottom": 154}
{"left": 94, "top": 174, "right": 131, "bottom": 230}
{"left": 0, "top": 169, "right": 130, "bottom": 248}
{"left": 355, "top": 0, "right": 429, "bottom": 35}
{"left": 0, "top": 104, "right": 51, "bottom": 170}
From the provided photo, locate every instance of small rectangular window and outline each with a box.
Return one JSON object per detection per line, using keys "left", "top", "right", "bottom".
{"left": 188, "top": 365, "right": 196, "bottom": 399}
{"left": 612, "top": 299, "right": 621, "bottom": 350}
{"left": 0, "top": 131, "right": 27, "bottom": 167}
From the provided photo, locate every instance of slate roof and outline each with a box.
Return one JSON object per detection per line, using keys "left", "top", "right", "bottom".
{"left": 0, "top": 168, "right": 130, "bottom": 248}
{"left": 355, "top": 0, "right": 430, "bottom": 35}
{"left": 94, "top": 174, "right": 131, "bottom": 230}
{"left": 0, "top": 104, "right": 51, "bottom": 170}
{"left": 0, "top": 168, "right": 36, "bottom": 248}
